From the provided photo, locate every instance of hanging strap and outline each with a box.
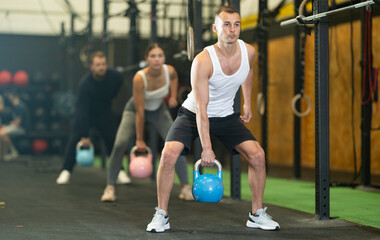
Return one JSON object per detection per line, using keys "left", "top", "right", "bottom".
{"left": 362, "top": 9, "right": 374, "bottom": 104}
{"left": 292, "top": 30, "right": 312, "bottom": 118}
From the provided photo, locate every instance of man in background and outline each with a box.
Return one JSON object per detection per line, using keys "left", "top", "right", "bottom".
{"left": 56, "top": 51, "right": 130, "bottom": 185}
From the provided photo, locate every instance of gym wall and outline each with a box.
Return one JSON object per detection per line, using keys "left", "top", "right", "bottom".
{"left": 243, "top": 14, "right": 380, "bottom": 175}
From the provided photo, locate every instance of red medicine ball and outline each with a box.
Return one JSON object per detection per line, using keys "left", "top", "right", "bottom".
{"left": 13, "top": 70, "right": 29, "bottom": 87}
{"left": 0, "top": 70, "right": 12, "bottom": 86}
{"left": 32, "top": 139, "right": 48, "bottom": 154}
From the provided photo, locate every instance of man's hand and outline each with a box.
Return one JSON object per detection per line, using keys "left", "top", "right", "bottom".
{"left": 201, "top": 148, "right": 216, "bottom": 167}
{"left": 80, "top": 137, "right": 91, "bottom": 147}
{"left": 240, "top": 104, "right": 252, "bottom": 123}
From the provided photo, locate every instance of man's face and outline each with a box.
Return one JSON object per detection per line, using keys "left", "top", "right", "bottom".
{"left": 213, "top": 11, "right": 241, "bottom": 44}
{"left": 90, "top": 56, "right": 107, "bottom": 79}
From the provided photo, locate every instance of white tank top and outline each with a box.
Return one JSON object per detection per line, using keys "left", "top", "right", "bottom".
{"left": 137, "top": 64, "right": 170, "bottom": 111}
{"left": 182, "top": 39, "right": 250, "bottom": 117}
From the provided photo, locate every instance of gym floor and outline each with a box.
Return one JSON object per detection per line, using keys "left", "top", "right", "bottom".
{"left": 1, "top": 157, "right": 380, "bottom": 240}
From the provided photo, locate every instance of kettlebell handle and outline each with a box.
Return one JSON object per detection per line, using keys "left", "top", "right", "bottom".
{"left": 194, "top": 159, "right": 222, "bottom": 172}
{"left": 130, "top": 146, "right": 152, "bottom": 155}
{"left": 76, "top": 141, "right": 94, "bottom": 150}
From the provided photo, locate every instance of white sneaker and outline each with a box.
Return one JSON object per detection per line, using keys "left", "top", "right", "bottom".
{"left": 146, "top": 207, "right": 170, "bottom": 233}
{"left": 246, "top": 207, "right": 280, "bottom": 230}
{"left": 116, "top": 170, "right": 131, "bottom": 184}
{"left": 3, "top": 152, "right": 19, "bottom": 162}
{"left": 179, "top": 185, "right": 194, "bottom": 201}
{"left": 100, "top": 186, "right": 116, "bottom": 202}
{"left": 56, "top": 170, "right": 71, "bottom": 184}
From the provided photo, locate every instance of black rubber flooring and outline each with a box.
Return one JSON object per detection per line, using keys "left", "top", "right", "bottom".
{"left": 1, "top": 157, "right": 380, "bottom": 240}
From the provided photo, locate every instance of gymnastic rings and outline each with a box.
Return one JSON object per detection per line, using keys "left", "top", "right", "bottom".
{"left": 187, "top": 0, "right": 195, "bottom": 61}
{"left": 257, "top": 92, "right": 265, "bottom": 116}
{"left": 291, "top": 93, "right": 312, "bottom": 118}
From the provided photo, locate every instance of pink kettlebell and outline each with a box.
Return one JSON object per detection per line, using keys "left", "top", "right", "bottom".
{"left": 129, "top": 146, "right": 153, "bottom": 178}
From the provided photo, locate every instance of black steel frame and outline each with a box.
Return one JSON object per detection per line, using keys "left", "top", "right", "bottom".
{"left": 314, "top": 0, "right": 330, "bottom": 220}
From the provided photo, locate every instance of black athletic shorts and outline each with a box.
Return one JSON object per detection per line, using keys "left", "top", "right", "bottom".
{"left": 166, "top": 107, "right": 257, "bottom": 156}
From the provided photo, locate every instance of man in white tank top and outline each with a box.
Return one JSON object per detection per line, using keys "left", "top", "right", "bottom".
{"left": 147, "top": 6, "right": 280, "bottom": 233}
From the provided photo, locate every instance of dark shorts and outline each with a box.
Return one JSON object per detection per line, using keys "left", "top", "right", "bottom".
{"left": 166, "top": 107, "right": 257, "bottom": 156}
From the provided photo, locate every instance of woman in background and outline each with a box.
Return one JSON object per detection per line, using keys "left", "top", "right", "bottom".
{"left": 101, "top": 43, "right": 193, "bottom": 202}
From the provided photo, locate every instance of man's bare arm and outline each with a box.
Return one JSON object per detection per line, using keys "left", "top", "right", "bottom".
{"left": 241, "top": 44, "right": 257, "bottom": 123}
{"left": 191, "top": 51, "right": 215, "bottom": 167}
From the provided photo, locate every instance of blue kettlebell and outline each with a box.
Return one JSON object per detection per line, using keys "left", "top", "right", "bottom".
{"left": 76, "top": 141, "right": 94, "bottom": 166}
{"left": 192, "top": 159, "right": 224, "bottom": 202}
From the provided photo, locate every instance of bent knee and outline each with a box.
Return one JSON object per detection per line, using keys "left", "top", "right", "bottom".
{"left": 247, "top": 149, "right": 265, "bottom": 169}
{"left": 160, "top": 148, "right": 180, "bottom": 168}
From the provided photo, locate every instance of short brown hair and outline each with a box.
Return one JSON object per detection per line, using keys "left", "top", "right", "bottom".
{"left": 90, "top": 51, "right": 106, "bottom": 64}
{"left": 144, "top": 43, "right": 164, "bottom": 58}
{"left": 215, "top": 6, "right": 240, "bottom": 17}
